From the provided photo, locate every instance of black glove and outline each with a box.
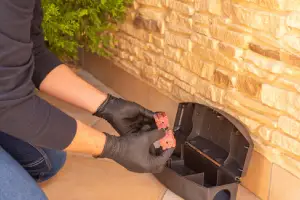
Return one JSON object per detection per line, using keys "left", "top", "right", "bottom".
{"left": 96, "top": 129, "right": 174, "bottom": 173}
{"left": 93, "top": 94, "right": 156, "bottom": 136}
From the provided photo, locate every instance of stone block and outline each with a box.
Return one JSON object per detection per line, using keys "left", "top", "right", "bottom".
{"left": 152, "top": 35, "right": 165, "bottom": 48}
{"left": 157, "top": 77, "right": 173, "bottom": 93}
{"left": 282, "top": 34, "right": 300, "bottom": 57}
{"left": 136, "top": 0, "right": 163, "bottom": 7}
{"left": 192, "top": 13, "right": 211, "bottom": 25}
{"left": 225, "top": 91, "right": 281, "bottom": 117}
{"left": 259, "top": 126, "right": 273, "bottom": 141}
{"left": 261, "top": 84, "right": 289, "bottom": 111}
{"left": 200, "top": 62, "right": 215, "bottom": 81}
{"left": 218, "top": 42, "right": 243, "bottom": 58}
{"left": 232, "top": 4, "right": 288, "bottom": 38}
{"left": 244, "top": 50, "right": 285, "bottom": 74}
{"left": 180, "top": 52, "right": 204, "bottom": 75}
{"left": 242, "top": 62, "right": 277, "bottom": 82}
{"left": 287, "top": 11, "right": 300, "bottom": 30}
{"left": 192, "top": 23, "right": 211, "bottom": 36}
{"left": 119, "top": 23, "right": 151, "bottom": 42}
{"left": 174, "top": 79, "right": 195, "bottom": 94}
{"left": 249, "top": 43, "right": 280, "bottom": 61}
{"left": 164, "top": 45, "right": 182, "bottom": 62}
{"left": 271, "top": 131, "right": 300, "bottom": 156}
{"left": 172, "top": 85, "right": 194, "bottom": 101}
{"left": 213, "top": 68, "right": 234, "bottom": 88}
{"left": 280, "top": 50, "right": 300, "bottom": 68}
{"left": 278, "top": 116, "right": 300, "bottom": 138}
{"left": 209, "top": 24, "right": 251, "bottom": 48}
{"left": 236, "top": 75, "right": 262, "bottom": 97}
{"left": 135, "top": 8, "right": 166, "bottom": 34}
{"left": 165, "top": 31, "right": 192, "bottom": 51}
{"left": 141, "top": 65, "right": 159, "bottom": 84}
{"left": 191, "top": 33, "right": 219, "bottom": 49}
{"left": 165, "top": 0, "right": 195, "bottom": 15}
{"left": 143, "top": 51, "right": 157, "bottom": 65}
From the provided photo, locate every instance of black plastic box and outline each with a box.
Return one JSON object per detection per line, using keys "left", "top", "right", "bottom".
{"left": 154, "top": 103, "right": 254, "bottom": 200}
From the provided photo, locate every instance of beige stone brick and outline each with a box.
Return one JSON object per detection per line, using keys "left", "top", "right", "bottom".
{"left": 287, "top": 11, "right": 300, "bottom": 30}
{"left": 143, "top": 51, "right": 156, "bottom": 64}
{"left": 236, "top": 75, "right": 262, "bottom": 97}
{"left": 117, "top": 38, "right": 144, "bottom": 59}
{"left": 196, "top": 79, "right": 212, "bottom": 98}
{"left": 174, "top": 79, "right": 196, "bottom": 94}
{"left": 192, "top": 23, "right": 211, "bottom": 36}
{"left": 165, "top": 31, "right": 192, "bottom": 51}
{"left": 193, "top": 46, "right": 240, "bottom": 71}
{"left": 275, "top": 77, "right": 300, "bottom": 93}
{"left": 156, "top": 56, "right": 198, "bottom": 86}
{"left": 278, "top": 116, "right": 300, "bottom": 138}
{"left": 133, "top": 14, "right": 160, "bottom": 33}
{"left": 136, "top": 0, "right": 163, "bottom": 7}
{"left": 226, "top": 91, "right": 281, "bottom": 117}
{"left": 165, "top": 0, "right": 195, "bottom": 15}
{"left": 132, "top": 60, "right": 145, "bottom": 70}
{"left": 152, "top": 35, "right": 164, "bottom": 49}
{"left": 196, "top": 80, "right": 225, "bottom": 104}
{"left": 119, "top": 60, "right": 140, "bottom": 76}
{"left": 119, "top": 23, "right": 152, "bottom": 42}
{"left": 118, "top": 51, "right": 130, "bottom": 60}
{"left": 222, "top": 0, "right": 232, "bottom": 18}
{"left": 191, "top": 33, "right": 219, "bottom": 49}
{"left": 192, "top": 13, "right": 211, "bottom": 25}
{"left": 209, "top": 24, "right": 251, "bottom": 48}
{"left": 141, "top": 65, "right": 158, "bottom": 84}
{"left": 242, "top": 62, "right": 277, "bottom": 82}
{"left": 172, "top": 85, "right": 194, "bottom": 101}
{"left": 180, "top": 52, "right": 204, "bottom": 75}
{"left": 261, "top": 84, "right": 289, "bottom": 111}
{"left": 280, "top": 50, "right": 300, "bottom": 68}
{"left": 157, "top": 77, "right": 173, "bottom": 93}
{"left": 237, "top": 115, "right": 261, "bottom": 132}
{"left": 258, "top": 0, "right": 300, "bottom": 11}
{"left": 213, "top": 68, "right": 234, "bottom": 88}
{"left": 225, "top": 97, "right": 277, "bottom": 127}
{"left": 218, "top": 42, "right": 243, "bottom": 58}
{"left": 167, "top": 11, "right": 192, "bottom": 28}
{"left": 259, "top": 126, "right": 273, "bottom": 141}
{"left": 157, "top": 69, "right": 176, "bottom": 81}
{"left": 136, "top": 8, "right": 166, "bottom": 34}
{"left": 200, "top": 62, "right": 215, "bottom": 81}
{"left": 271, "top": 131, "right": 300, "bottom": 156}
{"left": 195, "top": 0, "right": 208, "bottom": 11}
{"left": 147, "top": 43, "right": 163, "bottom": 54}
{"left": 244, "top": 50, "right": 285, "bottom": 74}
{"left": 282, "top": 34, "right": 300, "bottom": 56}
{"left": 164, "top": 45, "right": 182, "bottom": 62}
{"left": 116, "top": 33, "right": 145, "bottom": 49}
{"left": 232, "top": 4, "right": 288, "bottom": 38}
{"left": 249, "top": 43, "right": 280, "bottom": 61}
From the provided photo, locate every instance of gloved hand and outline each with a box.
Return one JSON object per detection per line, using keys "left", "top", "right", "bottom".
{"left": 96, "top": 128, "right": 174, "bottom": 173}
{"left": 93, "top": 94, "right": 156, "bottom": 136}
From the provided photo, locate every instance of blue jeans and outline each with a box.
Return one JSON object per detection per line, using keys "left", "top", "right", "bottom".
{"left": 0, "top": 132, "right": 67, "bottom": 200}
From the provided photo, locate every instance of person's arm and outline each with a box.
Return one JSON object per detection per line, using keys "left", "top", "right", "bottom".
{"left": 0, "top": 0, "right": 106, "bottom": 156}
{"left": 31, "top": 0, "right": 108, "bottom": 113}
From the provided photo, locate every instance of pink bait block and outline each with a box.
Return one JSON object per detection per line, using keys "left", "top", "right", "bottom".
{"left": 154, "top": 112, "right": 176, "bottom": 150}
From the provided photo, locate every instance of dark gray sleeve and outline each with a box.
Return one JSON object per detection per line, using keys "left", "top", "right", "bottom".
{"left": 0, "top": 0, "right": 77, "bottom": 150}
{"left": 31, "top": 0, "right": 63, "bottom": 88}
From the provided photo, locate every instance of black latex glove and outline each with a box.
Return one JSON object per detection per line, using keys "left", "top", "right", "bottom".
{"left": 97, "top": 129, "right": 174, "bottom": 173}
{"left": 94, "top": 94, "right": 157, "bottom": 136}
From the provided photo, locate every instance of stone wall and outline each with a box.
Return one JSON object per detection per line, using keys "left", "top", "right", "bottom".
{"left": 109, "top": 0, "right": 300, "bottom": 195}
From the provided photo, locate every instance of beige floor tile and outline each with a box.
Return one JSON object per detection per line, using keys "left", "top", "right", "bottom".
{"left": 269, "top": 164, "right": 300, "bottom": 200}
{"left": 237, "top": 186, "right": 260, "bottom": 200}
{"left": 162, "top": 190, "right": 183, "bottom": 200}
{"left": 241, "top": 151, "right": 272, "bottom": 200}
{"left": 41, "top": 154, "right": 167, "bottom": 200}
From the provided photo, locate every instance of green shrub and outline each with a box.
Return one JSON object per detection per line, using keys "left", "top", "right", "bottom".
{"left": 41, "top": 0, "right": 132, "bottom": 61}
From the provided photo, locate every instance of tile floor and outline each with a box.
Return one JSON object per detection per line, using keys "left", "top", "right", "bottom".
{"left": 40, "top": 70, "right": 260, "bottom": 200}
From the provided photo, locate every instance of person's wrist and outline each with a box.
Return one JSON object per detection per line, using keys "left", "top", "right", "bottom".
{"left": 92, "top": 93, "right": 113, "bottom": 117}
{"left": 93, "top": 133, "right": 118, "bottom": 159}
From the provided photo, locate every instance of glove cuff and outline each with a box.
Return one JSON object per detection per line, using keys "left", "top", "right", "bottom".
{"left": 93, "top": 132, "right": 119, "bottom": 159}
{"left": 93, "top": 94, "right": 113, "bottom": 117}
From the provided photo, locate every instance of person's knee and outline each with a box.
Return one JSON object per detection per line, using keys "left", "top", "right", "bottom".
{"left": 37, "top": 149, "right": 67, "bottom": 182}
